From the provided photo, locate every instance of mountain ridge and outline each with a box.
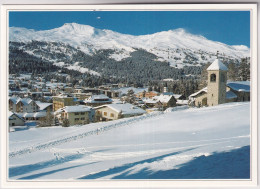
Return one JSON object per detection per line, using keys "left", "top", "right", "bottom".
{"left": 10, "top": 23, "right": 249, "bottom": 68}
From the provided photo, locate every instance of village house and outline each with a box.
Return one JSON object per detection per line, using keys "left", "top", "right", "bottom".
{"left": 17, "top": 111, "right": 48, "bottom": 122}
{"left": 154, "top": 94, "right": 177, "bottom": 108}
{"left": 143, "top": 93, "right": 177, "bottom": 109}
{"left": 188, "top": 87, "right": 208, "bottom": 107}
{"left": 95, "top": 103, "right": 146, "bottom": 122}
{"left": 143, "top": 98, "right": 160, "bottom": 108}
{"left": 9, "top": 97, "right": 40, "bottom": 113}
{"left": 101, "top": 89, "right": 120, "bottom": 98}
{"left": 64, "top": 87, "right": 73, "bottom": 93}
{"left": 136, "top": 91, "right": 159, "bottom": 99}
{"left": 55, "top": 105, "right": 95, "bottom": 126}
{"left": 72, "top": 92, "right": 92, "bottom": 101}
{"left": 9, "top": 89, "right": 27, "bottom": 98}
{"left": 226, "top": 81, "right": 250, "bottom": 102}
{"left": 9, "top": 111, "right": 25, "bottom": 127}
{"left": 28, "top": 92, "right": 44, "bottom": 100}
{"left": 52, "top": 95, "right": 79, "bottom": 111}
{"left": 189, "top": 59, "right": 250, "bottom": 107}
{"left": 35, "top": 101, "right": 53, "bottom": 112}
{"left": 84, "top": 94, "right": 113, "bottom": 107}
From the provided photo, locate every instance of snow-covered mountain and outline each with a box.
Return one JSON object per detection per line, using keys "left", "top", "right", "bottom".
{"left": 10, "top": 23, "right": 249, "bottom": 68}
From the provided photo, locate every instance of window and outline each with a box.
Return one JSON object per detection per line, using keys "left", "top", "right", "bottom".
{"left": 110, "top": 113, "right": 114, "bottom": 117}
{"left": 81, "top": 117, "right": 85, "bottom": 120}
{"left": 75, "top": 118, "right": 79, "bottom": 121}
{"left": 75, "top": 112, "right": 79, "bottom": 115}
{"left": 104, "top": 112, "right": 107, "bottom": 116}
{"left": 210, "top": 74, "right": 216, "bottom": 82}
{"left": 81, "top": 112, "right": 85, "bottom": 115}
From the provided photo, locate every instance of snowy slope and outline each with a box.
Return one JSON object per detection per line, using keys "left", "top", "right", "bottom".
{"left": 9, "top": 102, "right": 250, "bottom": 180}
{"left": 10, "top": 23, "right": 250, "bottom": 68}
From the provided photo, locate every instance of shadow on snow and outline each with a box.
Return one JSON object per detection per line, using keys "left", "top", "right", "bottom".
{"left": 9, "top": 149, "right": 111, "bottom": 178}
{"left": 80, "top": 146, "right": 250, "bottom": 179}
{"left": 79, "top": 148, "right": 196, "bottom": 179}
{"left": 19, "top": 162, "right": 97, "bottom": 180}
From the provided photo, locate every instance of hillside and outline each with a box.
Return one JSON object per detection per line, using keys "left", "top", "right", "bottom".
{"left": 9, "top": 102, "right": 250, "bottom": 180}
{"left": 9, "top": 23, "right": 250, "bottom": 86}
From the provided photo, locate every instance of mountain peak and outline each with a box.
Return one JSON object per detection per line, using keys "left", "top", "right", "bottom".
{"left": 9, "top": 23, "right": 250, "bottom": 63}
{"left": 58, "top": 23, "right": 94, "bottom": 32}
{"left": 172, "top": 28, "right": 186, "bottom": 33}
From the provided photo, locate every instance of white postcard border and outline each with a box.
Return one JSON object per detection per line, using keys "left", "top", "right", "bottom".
{"left": 0, "top": 3, "right": 258, "bottom": 189}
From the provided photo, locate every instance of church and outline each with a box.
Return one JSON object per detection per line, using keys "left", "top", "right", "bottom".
{"left": 189, "top": 59, "right": 250, "bottom": 107}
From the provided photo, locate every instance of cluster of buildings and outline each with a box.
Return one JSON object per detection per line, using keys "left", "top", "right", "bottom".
{"left": 8, "top": 74, "right": 185, "bottom": 131}
{"left": 8, "top": 59, "right": 250, "bottom": 131}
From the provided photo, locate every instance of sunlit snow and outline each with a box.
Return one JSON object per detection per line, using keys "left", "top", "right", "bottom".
{"left": 9, "top": 102, "right": 250, "bottom": 180}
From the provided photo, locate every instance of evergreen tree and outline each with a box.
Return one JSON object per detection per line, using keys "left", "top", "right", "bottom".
{"left": 238, "top": 58, "right": 250, "bottom": 81}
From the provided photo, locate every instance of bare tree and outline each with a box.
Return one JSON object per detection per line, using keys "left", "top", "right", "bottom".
{"left": 39, "top": 109, "right": 54, "bottom": 127}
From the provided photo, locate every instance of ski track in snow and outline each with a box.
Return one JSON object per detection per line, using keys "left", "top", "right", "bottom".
{"left": 9, "top": 111, "right": 165, "bottom": 158}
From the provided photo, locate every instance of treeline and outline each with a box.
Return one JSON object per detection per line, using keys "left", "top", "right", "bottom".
{"left": 148, "top": 79, "right": 200, "bottom": 99}
{"left": 9, "top": 41, "right": 250, "bottom": 91}
{"left": 9, "top": 47, "right": 59, "bottom": 74}
{"left": 9, "top": 41, "right": 203, "bottom": 87}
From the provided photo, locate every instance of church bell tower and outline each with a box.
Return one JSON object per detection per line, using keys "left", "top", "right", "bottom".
{"left": 207, "top": 59, "right": 228, "bottom": 106}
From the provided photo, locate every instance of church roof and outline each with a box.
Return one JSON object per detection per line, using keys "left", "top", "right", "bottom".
{"left": 207, "top": 59, "right": 228, "bottom": 71}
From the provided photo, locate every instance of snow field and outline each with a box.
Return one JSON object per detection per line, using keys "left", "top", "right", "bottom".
{"left": 9, "top": 102, "right": 250, "bottom": 180}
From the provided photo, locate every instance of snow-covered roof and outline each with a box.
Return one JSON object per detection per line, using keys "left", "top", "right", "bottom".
{"left": 9, "top": 111, "right": 25, "bottom": 121}
{"left": 226, "top": 91, "right": 237, "bottom": 99}
{"left": 189, "top": 87, "right": 208, "bottom": 98}
{"left": 56, "top": 105, "right": 92, "bottom": 113}
{"left": 157, "top": 94, "right": 176, "bottom": 103}
{"left": 84, "top": 94, "right": 112, "bottom": 103}
{"left": 112, "top": 99, "right": 123, "bottom": 104}
{"left": 9, "top": 97, "right": 33, "bottom": 105}
{"left": 115, "top": 87, "right": 148, "bottom": 95}
{"left": 9, "top": 111, "right": 14, "bottom": 118}
{"left": 207, "top": 59, "right": 228, "bottom": 71}
{"left": 30, "top": 91, "right": 43, "bottom": 94}
{"left": 35, "top": 101, "right": 53, "bottom": 110}
{"left": 142, "top": 98, "right": 158, "bottom": 104}
{"left": 17, "top": 112, "right": 47, "bottom": 118}
{"left": 46, "top": 82, "right": 67, "bottom": 88}
{"left": 143, "top": 94, "right": 176, "bottom": 104}
{"left": 9, "top": 96, "right": 21, "bottom": 104}
{"left": 227, "top": 81, "right": 250, "bottom": 92}
{"left": 176, "top": 100, "right": 188, "bottom": 105}
{"left": 20, "top": 98, "right": 33, "bottom": 105}
{"left": 96, "top": 103, "right": 146, "bottom": 115}
{"left": 173, "top": 94, "right": 183, "bottom": 99}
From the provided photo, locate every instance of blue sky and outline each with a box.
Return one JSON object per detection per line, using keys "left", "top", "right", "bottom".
{"left": 9, "top": 11, "right": 250, "bottom": 47}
